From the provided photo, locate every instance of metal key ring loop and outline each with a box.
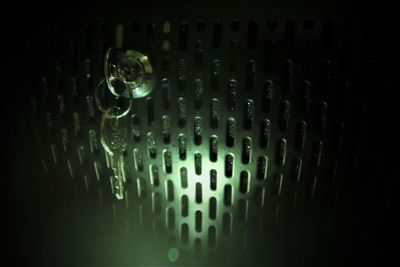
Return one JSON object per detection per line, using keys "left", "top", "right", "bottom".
{"left": 104, "top": 48, "right": 156, "bottom": 99}
{"left": 95, "top": 79, "right": 132, "bottom": 118}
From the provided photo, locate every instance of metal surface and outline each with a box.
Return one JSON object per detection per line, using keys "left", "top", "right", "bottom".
{"left": 10, "top": 9, "right": 396, "bottom": 266}
{"left": 104, "top": 48, "right": 156, "bottom": 99}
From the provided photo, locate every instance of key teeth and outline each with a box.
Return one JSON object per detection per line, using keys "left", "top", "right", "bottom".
{"left": 115, "top": 191, "right": 124, "bottom": 200}
{"left": 113, "top": 174, "right": 125, "bottom": 200}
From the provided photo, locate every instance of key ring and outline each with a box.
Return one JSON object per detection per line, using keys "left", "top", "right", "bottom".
{"left": 95, "top": 79, "right": 132, "bottom": 118}
{"left": 104, "top": 48, "right": 156, "bottom": 99}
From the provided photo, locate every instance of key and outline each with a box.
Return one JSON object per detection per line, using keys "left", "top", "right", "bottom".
{"left": 100, "top": 106, "right": 129, "bottom": 200}
{"left": 95, "top": 47, "right": 156, "bottom": 200}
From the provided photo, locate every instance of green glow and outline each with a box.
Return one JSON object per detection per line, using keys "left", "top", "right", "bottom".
{"left": 168, "top": 247, "right": 179, "bottom": 262}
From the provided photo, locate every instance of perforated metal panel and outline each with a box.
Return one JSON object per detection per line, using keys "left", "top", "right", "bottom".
{"left": 11, "top": 10, "right": 396, "bottom": 266}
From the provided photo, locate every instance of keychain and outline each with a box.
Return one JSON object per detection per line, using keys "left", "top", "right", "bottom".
{"left": 95, "top": 48, "right": 156, "bottom": 199}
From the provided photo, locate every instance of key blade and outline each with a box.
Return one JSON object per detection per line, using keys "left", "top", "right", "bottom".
{"left": 111, "top": 155, "right": 126, "bottom": 200}
{"left": 100, "top": 107, "right": 128, "bottom": 156}
{"left": 100, "top": 106, "right": 128, "bottom": 200}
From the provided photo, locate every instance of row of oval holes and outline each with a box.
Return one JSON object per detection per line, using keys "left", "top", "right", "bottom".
{"left": 132, "top": 118, "right": 315, "bottom": 169}
{"left": 133, "top": 134, "right": 321, "bottom": 175}
{"left": 126, "top": 18, "right": 317, "bottom": 34}
{"left": 180, "top": 212, "right": 231, "bottom": 248}
{"left": 140, "top": 82, "right": 328, "bottom": 131}
{"left": 53, "top": 19, "right": 334, "bottom": 58}
{"left": 142, "top": 152, "right": 270, "bottom": 178}
{"left": 149, "top": 170, "right": 246, "bottom": 200}
{"left": 161, "top": 199, "right": 248, "bottom": 247}
{"left": 144, "top": 179, "right": 267, "bottom": 208}
{"left": 136, "top": 137, "right": 266, "bottom": 172}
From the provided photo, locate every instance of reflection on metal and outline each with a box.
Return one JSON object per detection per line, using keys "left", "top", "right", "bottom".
{"left": 23, "top": 18, "right": 385, "bottom": 265}
{"left": 104, "top": 48, "right": 156, "bottom": 99}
